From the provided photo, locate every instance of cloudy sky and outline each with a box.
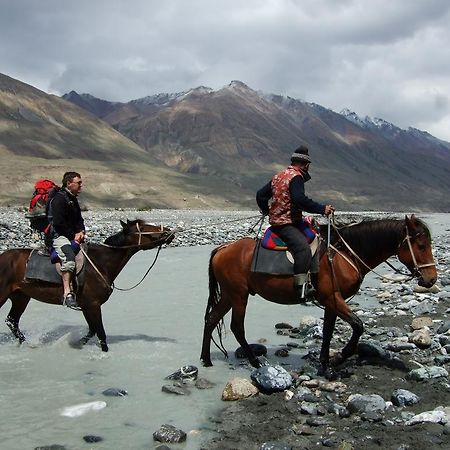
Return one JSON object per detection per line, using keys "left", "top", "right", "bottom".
{"left": 1, "top": 0, "right": 450, "bottom": 141}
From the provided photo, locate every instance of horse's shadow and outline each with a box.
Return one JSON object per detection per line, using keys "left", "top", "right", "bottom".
{"left": 0, "top": 326, "right": 176, "bottom": 347}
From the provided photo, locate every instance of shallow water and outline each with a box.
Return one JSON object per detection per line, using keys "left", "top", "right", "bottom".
{"left": 0, "top": 244, "right": 323, "bottom": 450}
{"left": 0, "top": 213, "right": 446, "bottom": 450}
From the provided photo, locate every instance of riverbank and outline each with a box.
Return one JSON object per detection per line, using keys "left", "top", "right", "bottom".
{"left": 0, "top": 206, "right": 409, "bottom": 250}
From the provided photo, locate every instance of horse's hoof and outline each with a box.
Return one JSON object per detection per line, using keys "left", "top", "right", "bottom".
{"left": 330, "top": 352, "right": 345, "bottom": 367}
{"left": 100, "top": 342, "right": 109, "bottom": 352}
{"left": 201, "top": 359, "right": 213, "bottom": 367}
{"left": 250, "top": 357, "right": 262, "bottom": 368}
{"left": 318, "top": 365, "right": 338, "bottom": 381}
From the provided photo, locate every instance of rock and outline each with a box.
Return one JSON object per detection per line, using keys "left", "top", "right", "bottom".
{"left": 250, "top": 365, "right": 293, "bottom": 393}
{"left": 195, "top": 378, "right": 216, "bottom": 389}
{"left": 222, "top": 377, "right": 259, "bottom": 401}
{"left": 274, "top": 323, "right": 293, "bottom": 329}
{"left": 414, "top": 284, "right": 440, "bottom": 293}
{"left": 162, "top": 383, "right": 191, "bottom": 395}
{"left": 274, "top": 348, "right": 289, "bottom": 357}
{"left": 408, "top": 328, "right": 432, "bottom": 348}
{"left": 83, "top": 435, "right": 103, "bottom": 443}
{"left": 357, "top": 341, "right": 408, "bottom": 371}
{"left": 406, "top": 366, "right": 449, "bottom": 381}
{"left": 259, "top": 442, "right": 292, "bottom": 450}
{"left": 410, "top": 316, "right": 433, "bottom": 330}
{"left": 437, "top": 320, "right": 450, "bottom": 334}
{"left": 411, "top": 302, "right": 435, "bottom": 315}
{"left": 235, "top": 343, "right": 267, "bottom": 359}
{"left": 165, "top": 365, "right": 198, "bottom": 381}
{"left": 153, "top": 424, "right": 187, "bottom": 443}
{"left": 102, "top": 387, "right": 128, "bottom": 397}
{"left": 391, "top": 389, "right": 420, "bottom": 407}
{"left": 405, "top": 406, "right": 450, "bottom": 425}
{"left": 346, "top": 394, "right": 386, "bottom": 415}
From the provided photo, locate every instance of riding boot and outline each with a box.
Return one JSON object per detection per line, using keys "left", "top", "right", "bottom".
{"left": 294, "top": 273, "right": 316, "bottom": 303}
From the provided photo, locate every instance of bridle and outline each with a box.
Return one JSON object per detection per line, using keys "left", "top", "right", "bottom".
{"left": 80, "top": 222, "right": 175, "bottom": 291}
{"left": 329, "top": 219, "right": 435, "bottom": 282}
{"left": 99, "top": 222, "right": 174, "bottom": 249}
{"left": 397, "top": 226, "right": 436, "bottom": 278}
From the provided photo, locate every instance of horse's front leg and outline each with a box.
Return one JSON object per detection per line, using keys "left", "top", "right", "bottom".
{"left": 6, "top": 292, "right": 31, "bottom": 344}
{"left": 337, "top": 309, "right": 364, "bottom": 362}
{"left": 230, "top": 298, "right": 261, "bottom": 368}
{"left": 82, "top": 303, "right": 108, "bottom": 352}
{"left": 319, "top": 292, "right": 364, "bottom": 379}
{"left": 318, "top": 305, "right": 337, "bottom": 380}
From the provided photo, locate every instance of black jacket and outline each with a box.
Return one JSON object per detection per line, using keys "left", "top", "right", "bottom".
{"left": 47, "top": 189, "right": 85, "bottom": 241}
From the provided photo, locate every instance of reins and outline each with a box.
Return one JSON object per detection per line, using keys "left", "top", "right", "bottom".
{"left": 82, "top": 223, "right": 175, "bottom": 292}
{"left": 80, "top": 215, "right": 259, "bottom": 293}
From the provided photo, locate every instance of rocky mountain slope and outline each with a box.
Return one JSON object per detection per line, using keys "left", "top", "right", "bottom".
{"left": 65, "top": 81, "right": 450, "bottom": 212}
{"left": 1, "top": 72, "right": 450, "bottom": 211}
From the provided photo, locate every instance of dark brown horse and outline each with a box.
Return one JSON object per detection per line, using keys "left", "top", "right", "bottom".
{"left": 201, "top": 215, "right": 437, "bottom": 379}
{"left": 0, "top": 219, "right": 173, "bottom": 351}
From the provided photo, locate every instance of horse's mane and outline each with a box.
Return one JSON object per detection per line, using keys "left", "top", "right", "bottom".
{"left": 104, "top": 219, "right": 146, "bottom": 246}
{"left": 319, "top": 216, "right": 430, "bottom": 259}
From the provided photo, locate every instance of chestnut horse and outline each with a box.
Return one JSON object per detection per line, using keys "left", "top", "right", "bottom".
{"left": 0, "top": 219, "right": 173, "bottom": 351}
{"left": 201, "top": 215, "right": 437, "bottom": 379}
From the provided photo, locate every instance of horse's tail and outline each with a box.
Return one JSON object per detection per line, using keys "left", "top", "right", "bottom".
{"left": 205, "top": 245, "right": 228, "bottom": 358}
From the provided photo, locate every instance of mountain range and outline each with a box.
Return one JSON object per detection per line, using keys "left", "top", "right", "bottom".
{"left": 1, "top": 72, "right": 450, "bottom": 211}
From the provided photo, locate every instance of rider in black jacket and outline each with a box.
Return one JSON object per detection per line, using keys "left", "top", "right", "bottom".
{"left": 47, "top": 172, "right": 85, "bottom": 309}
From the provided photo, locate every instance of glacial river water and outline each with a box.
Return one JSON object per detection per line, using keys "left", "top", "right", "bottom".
{"left": 0, "top": 213, "right": 447, "bottom": 450}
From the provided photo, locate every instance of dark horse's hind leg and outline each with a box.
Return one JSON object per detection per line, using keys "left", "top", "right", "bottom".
{"left": 229, "top": 295, "right": 262, "bottom": 368}
{"left": 201, "top": 301, "right": 231, "bottom": 366}
{"left": 5, "top": 292, "right": 31, "bottom": 343}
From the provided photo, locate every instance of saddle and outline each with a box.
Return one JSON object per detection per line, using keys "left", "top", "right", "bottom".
{"left": 25, "top": 244, "right": 86, "bottom": 285}
{"left": 251, "top": 219, "right": 320, "bottom": 275}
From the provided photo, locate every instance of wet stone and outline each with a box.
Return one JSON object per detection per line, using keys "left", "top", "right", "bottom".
{"left": 83, "top": 435, "right": 103, "bottom": 443}
{"left": 102, "top": 387, "right": 128, "bottom": 397}
{"left": 195, "top": 378, "right": 216, "bottom": 389}
{"left": 165, "top": 365, "right": 198, "bottom": 381}
{"left": 153, "top": 424, "right": 187, "bottom": 443}
{"left": 162, "top": 383, "right": 191, "bottom": 395}
{"left": 250, "top": 365, "right": 293, "bottom": 392}
{"left": 235, "top": 343, "right": 267, "bottom": 359}
{"left": 391, "top": 389, "right": 420, "bottom": 407}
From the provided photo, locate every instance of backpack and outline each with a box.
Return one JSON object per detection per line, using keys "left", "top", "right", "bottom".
{"left": 25, "top": 179, "right": 59, "bottom": 232}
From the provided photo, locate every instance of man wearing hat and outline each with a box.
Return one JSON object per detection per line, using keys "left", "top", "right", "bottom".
{"left": 256, "top": 145, "right": 335, "bottom": 302}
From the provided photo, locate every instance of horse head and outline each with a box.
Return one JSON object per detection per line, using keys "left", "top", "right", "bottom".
{"left": 105, "top": 219, "right": 174, "bottom": 249}
{"left": 397, "top": 214, "right": 437, "bottom": 287}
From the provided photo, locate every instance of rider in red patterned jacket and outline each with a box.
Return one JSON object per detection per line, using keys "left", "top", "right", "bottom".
{"left": 256, "top": 145, "right": 335, "bottom": 302}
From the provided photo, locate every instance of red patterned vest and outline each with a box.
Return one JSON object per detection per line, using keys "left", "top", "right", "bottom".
{"left": 269, "top": 165, "right": 305, "bottom": 226}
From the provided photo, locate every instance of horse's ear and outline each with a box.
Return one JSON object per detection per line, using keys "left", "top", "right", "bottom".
{"left": 120, "top": 220, "right": 127, "bottom": 228}
{"left": 405, "top": 214, "right": 417, "bottom": 229}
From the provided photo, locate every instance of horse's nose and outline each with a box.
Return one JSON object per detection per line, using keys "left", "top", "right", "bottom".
{"left": 418, "top": 275, "right": 437, "bottom": 288}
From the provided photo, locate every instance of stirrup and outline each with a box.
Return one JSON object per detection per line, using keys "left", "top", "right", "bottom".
{"left": 295, "top": 283, "right": 316, "bottom": 303}
{"left": 63, "top": 292, "right": 81, "bottom": 311}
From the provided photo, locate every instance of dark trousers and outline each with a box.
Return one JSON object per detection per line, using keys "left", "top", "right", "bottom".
{"left": 271, "top": 224, "right": 311, "bottom": 274}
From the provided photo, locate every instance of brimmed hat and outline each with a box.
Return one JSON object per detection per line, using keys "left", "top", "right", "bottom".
{"left": 291, "top": 145, "right": 311, "bottom": 164}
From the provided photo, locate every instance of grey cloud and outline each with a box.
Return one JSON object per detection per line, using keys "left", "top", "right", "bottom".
{"left": 1, "top": 0, "right": 450, "bottom": 140}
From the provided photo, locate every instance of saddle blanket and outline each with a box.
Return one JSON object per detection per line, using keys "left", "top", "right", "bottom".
{"left": 261, "top": 216, "right": 318, "bottom": 250}
{"left": 251, "top": 236, "right": 320, "bottom": 275}
{"left": 25, "top": 246, "right": 86, "bottom": 285}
